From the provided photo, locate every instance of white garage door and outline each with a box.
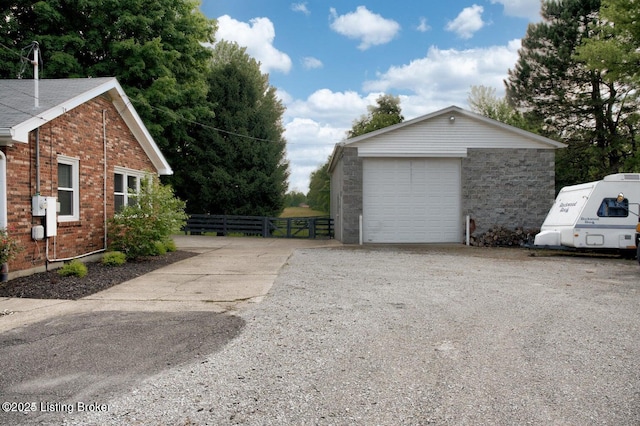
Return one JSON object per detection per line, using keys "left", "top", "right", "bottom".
{"left": 363, "top": 158, "right": 461, "bottom": 243}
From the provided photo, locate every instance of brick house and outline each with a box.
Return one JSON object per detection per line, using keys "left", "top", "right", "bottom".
{"left": 329, "top": 105, "right": 566, "bottom": 244}
{"left": 0, "top": 77, "right": 172, "bottom": 278}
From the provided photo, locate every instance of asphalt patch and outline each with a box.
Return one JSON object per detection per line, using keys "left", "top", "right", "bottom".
{"left": 0, "top": 310, "right": 244, "bottom": 424}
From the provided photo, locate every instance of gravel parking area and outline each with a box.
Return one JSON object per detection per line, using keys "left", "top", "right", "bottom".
{"left": 53, "top": 245, "right": 640, "bottom": 425}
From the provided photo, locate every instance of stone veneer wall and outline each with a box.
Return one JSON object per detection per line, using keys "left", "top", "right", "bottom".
{"left": 339, "top": 147, "right": 363, "bottom": 244}
{"left": 461, "top": 148, "right": 556, "bottom": 235}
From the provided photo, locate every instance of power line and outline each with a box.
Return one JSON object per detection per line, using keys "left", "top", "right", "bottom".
{"left": 0, "top": 41, "right": 41, "bottom": 79}
{"left": 126, "top": 97, "right": 288, "bottom": 144}
{"left": 0, "top": 42, "right": 26, "bottom": 58}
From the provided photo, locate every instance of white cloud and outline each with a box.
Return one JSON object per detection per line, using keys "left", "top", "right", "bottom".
{"left": 215, "top": 15, "right": 292, "bottom": 74}
{"left": 286, "top": 88, "right": 380, "bottom": 128}
{"left": 417, "top": 17, "right": 431, "bottom": 33}
{"left": 490, "top": 0, "right": 542, "bottom": 21}
{"left": 302, "top": 56, "right": 323, "bottom": 69}
{"left": 291, "top": 2, "right": 310, "bottom": 16}
{"left": 362, "top": 40, "right": 521, "bottom": 112}
{"left": 445, "top": 5, "right": 485, "bottom": 39}
{"left": 329, "top": 6, "right": 401, "bottom": 50}
{"left": 284, "top": 117, "right": 346, "bottom": 192}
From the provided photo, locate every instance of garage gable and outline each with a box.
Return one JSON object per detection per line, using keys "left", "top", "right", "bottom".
{"left": 344, "top": 105, "right": 565, "bottom": 158}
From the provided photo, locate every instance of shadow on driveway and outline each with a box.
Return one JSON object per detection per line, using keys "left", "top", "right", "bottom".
{"left": 0, "top": 310, "right": 244, "bottom": 424}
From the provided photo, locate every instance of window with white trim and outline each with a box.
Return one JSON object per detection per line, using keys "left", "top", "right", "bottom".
{"left": 57, "top": 156, "right": 80, "bottom": 221}
{"left": 114, "top": 168, "right": 144, "bottom": 212}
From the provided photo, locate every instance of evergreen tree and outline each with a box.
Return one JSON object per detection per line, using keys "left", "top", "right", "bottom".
{"left": 506, "top": 0, "right": 640, "bottom": 190}
{"left": 181, "top": 41, "right": 289, "bottom": 215}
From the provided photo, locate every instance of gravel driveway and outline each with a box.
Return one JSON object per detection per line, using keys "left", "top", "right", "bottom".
{"left": 52, "top": 246, "right": 640, "bottom": 425}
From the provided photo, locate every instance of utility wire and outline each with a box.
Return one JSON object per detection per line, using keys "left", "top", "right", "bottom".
{"left": 126, "top": 97, "right": 289, "bottom": 144}
{"left": 0, "top": 41, "right": 42, "bottom": 79}
{"left": 0, "top": 42, "right": 27, "bottom": 58}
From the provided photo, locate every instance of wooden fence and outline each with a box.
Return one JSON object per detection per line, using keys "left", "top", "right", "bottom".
{"left": 181, "top": 214, "right": 333, "bottom": 239}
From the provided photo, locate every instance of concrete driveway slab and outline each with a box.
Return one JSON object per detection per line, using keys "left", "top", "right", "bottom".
{"left": 0, "top": 236, "right": 339, "bottom": 333}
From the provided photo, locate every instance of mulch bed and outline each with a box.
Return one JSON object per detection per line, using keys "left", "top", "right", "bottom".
{"left": 0, "top": 250, "right": 197, "bottom": 300}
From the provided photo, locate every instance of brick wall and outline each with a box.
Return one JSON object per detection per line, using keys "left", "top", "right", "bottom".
{"left": 3, "top": 95, "right": 157, "bottom": 275}
{"left": 461, "top": 148, "right": 556, "bottom": 235}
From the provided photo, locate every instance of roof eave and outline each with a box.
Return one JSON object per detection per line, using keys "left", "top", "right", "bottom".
{"left": 108, "top": 86, "right": 173, "bottom": 175}
{"left": 0, "top": 78, "right": 173, "bottom": 174}
{"left": 342, "top": 105, "right": 567, "bottom": 150}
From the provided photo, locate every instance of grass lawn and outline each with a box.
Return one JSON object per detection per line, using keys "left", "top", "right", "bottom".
{"left": 280, "top": 206, "right": 328, "bottom": 218}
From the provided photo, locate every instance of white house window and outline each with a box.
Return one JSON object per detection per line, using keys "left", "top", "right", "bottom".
{"left": 57, "top": 156, "right": 80, "bottom": 221}
{"left": 114, "top": 167, "right": 144, "bottom": 211}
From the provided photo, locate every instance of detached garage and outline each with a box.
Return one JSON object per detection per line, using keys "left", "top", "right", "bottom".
{"left": 329, "top": 105, "right": 566, "bottom": 244}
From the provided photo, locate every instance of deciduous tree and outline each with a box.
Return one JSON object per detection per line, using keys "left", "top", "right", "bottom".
{"left": 347, "top": 94, "right": 404, "bottom": 138}
{"left": 467, "top": 85, "right": 533, "bottom": 130}
{"left": 306, "top": 161, "right": 330, "bottom": 214}
{"left": 308, "top": 94, "right": 405, "bottom": 214}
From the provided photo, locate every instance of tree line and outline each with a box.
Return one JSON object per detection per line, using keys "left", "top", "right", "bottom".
{"left": 0, "top": 0, "right": 288, "bottom": 216}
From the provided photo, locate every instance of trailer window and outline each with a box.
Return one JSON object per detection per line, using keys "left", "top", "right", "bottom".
{"left": 597, "top": 198, "right": 628, "bottom": 217}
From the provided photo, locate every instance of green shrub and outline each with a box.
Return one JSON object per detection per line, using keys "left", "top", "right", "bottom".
{"left": 151, "top": 241, "right": 167, "bottom": 256}
{"left": 58, "top": 259, "right": 88, "bottom": 278}
{"left": 102, "top": 251, "right": 127, "bottom": 266}
{"left": 164, "top": 238, "right": 177, "bottom": 253}
{"left": 108, "top": 175, "right": 187, "bottom": 260}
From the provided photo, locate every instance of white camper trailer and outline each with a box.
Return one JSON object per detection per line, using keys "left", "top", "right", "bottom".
{"left": 534, "top": 173, "right": 640, "bottom": 253}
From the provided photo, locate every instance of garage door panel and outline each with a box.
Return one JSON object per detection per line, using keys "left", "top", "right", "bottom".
{"left": 363, "top": 158, "right": 461, "bottom": 243}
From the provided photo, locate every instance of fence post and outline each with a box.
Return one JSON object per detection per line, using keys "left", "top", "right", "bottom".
{"left": 309, "top": 218, "right": 316, "bottom": 239}
{"left": 262, "top": 217, "right": 268, "bottom": 238}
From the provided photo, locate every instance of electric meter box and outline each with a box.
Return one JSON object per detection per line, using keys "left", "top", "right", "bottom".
{"left": 32, "top": 195, "right": 47, "bottom": 216}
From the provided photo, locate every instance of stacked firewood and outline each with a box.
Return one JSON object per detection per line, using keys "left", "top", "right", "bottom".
{"left": 469, "top": 226, "right": 539, "bottom": 247}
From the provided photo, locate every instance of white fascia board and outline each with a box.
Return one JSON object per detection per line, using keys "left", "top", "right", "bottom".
{"left": 343, "top": 105, "right": 567, "bottom": 150}
{"left": 109, "top": 86, "right": 173, "bottom": 175}
{"left": 357, "top": 149, "right": 468, "bottom": 158}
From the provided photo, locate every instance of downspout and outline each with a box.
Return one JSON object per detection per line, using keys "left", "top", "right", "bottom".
{"left": 103, "top": 110, "right": 108, "bottom": 250}
{"left": 35, "top": 128, "right": 40, "bottom": 195}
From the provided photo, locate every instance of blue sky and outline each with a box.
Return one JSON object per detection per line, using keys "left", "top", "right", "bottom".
{"left": 199, "top": 1, "right": 543, "bottom": 193}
